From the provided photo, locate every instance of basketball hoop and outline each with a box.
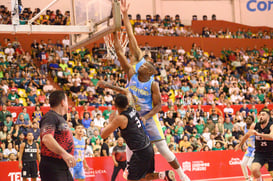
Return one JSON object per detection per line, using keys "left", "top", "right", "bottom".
{"left": 103, "top": 27, "right": 129, "bottom": 60}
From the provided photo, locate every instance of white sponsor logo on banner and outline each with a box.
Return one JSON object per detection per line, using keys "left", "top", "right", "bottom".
{"left": 8, "top": 172, "right": 41, "bottom": 181}
{"left": 182, "top": 160, "right": 210, "bottom": 172}
{"left": 229, "top": 158, "right": 242, "bottom": 165}
{"left": 85, "top": 168, "right": 107, "bottom": 178}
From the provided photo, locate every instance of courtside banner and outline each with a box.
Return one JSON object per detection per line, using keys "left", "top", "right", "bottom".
{"left": 0, "top": 150, "right": 269, "bottom": 181}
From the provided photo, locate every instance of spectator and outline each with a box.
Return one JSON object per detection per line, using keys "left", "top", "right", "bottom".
{"left": 100, "top": 137, "right": 109, "bottom": 157}
{"left": 223, "top": 102, "right": 234, "bottom": 120}
{"left": 164, "top": 111, "right": 175, "bottom": 130}
{"left": 224, "top": 117, "right": 233, "bottom": 132}
{"left": 86, "top": 120, "right": 97, "bottom": 137}
{"left": 4, "top": 115, "right": 14, "bottom": 134}
{"left": 93, "top": 113, "right": 106, "bottom": 131}
{"left": 27, "top": 91, "right": 38, "bottom": 106}
{"left": 209, "top": 109, "right": 220, "bottom": 124}
{"left": 102, "top": 105, "right": 113, "bottom": 121}
{"left": 18, "top": 107, "right": 30, "bottom": 122}
{"left": 15, "top": 114, "right": 30, "bottom": 136}
{"left": 88, "top": 129, "right": 102, "bottom": 146}
{"left": 14, "top": 132, "right": 25, "bottom": 151}
{"left": 29, "top": 122, "right": 40, "bottom": 141}
{"left": 184, "top": 118, "right": 196, "bottom": 136}
{"left": 3, "top": 142, "right": 17, "bottom": 160}
{"left": 0, "top": 105, "right": 11, "bottom": 127}
{"left": 32, "top": 105, "right": 43, "bottom": 123}
{"left": 239, "top": 103, "right": 250, "bottom": 116}
{"left": 91, "top": 105, "right": 102, "bottom": 120}
{"left": 204, "top": 119, "right": 215, "bottom": 133}
{"left": 8, "top": 90, "right": 19, "bottom": 106}
{"left": 179, "top": 135, "right": 191, "bottom": 152}
{"left": 81, "top": 112, "right": 92, "bottom": 129}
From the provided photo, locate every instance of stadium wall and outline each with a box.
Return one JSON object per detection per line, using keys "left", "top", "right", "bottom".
{"left": 1, "top": 33, "right": 273, "bottom": 56}
{"left": 0, "top": 150, "right": 270, "bottom": 181}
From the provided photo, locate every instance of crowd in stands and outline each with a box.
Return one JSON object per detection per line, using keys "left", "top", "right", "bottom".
{"left": 1, "top": 4, "right": 273, "bottom": 39}
{"left": 0, "top": 8, "right": 273, "bottom": 160}
{"left": 0, "top": 5, "right": 70, "bottom": 25}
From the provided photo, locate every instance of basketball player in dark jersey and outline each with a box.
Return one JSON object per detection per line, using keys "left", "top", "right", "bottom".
{"left": 236, "top": 110, "right": 273, "bottom": 181}
{"left": 39, "top": 90, "right": 76, "bottom": 181}
{"left": 101, "top": 94, "right": 175, "bottom": 181}
{"left": 18, "top": 132, "right": 40, "bottom": 181}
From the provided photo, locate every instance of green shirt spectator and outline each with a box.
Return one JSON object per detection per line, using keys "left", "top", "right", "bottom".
{"left": 91, "top": 76, "right": 99, "bottom": 86}
{"left": 102, "top": 106, "right": 112, "bottom": 120}
{"left": 196, "top": 123, "right": 204, "bottom": 134}
{"left": 0, "top": 105, "right": 11, "bottom": 123}
{"left": 224, "top": 118, "right": 233, "bottom": 132}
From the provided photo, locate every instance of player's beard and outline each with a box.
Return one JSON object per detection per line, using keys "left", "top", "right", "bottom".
{"left": 259, "top": 118, "right": 267, "bottom": 125}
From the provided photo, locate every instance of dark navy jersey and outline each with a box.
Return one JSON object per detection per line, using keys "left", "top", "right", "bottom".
{"left": 255, "top": 121, "right": 273, "bottom": 154}
{"left": 22, "top": 141, "right": 37, "bottom": 162}
{"left": 120, "top": 107, "right": 150, "bottom": 152}
{"left": 40, "top": 110, "right": 74, "bottom": 159}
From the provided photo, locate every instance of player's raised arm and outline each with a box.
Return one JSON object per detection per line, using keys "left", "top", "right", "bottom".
{"left": 142, "top": 81, "right": 162, "bottom": 121}
{"left": 120, "top": 0, "right": 142, "bottom": 62}
{"left": 97, "top": 80, "right": 136, "bottom": 108}
{"left": 113, "top": 32, "right": 135, "bottom": 80}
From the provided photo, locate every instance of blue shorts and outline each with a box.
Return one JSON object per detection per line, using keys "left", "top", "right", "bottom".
{"left": 143, "top": 115, "right": 165, "bottom": 142}
{"left": 245, "top": 147, "right": 255, "bottom": 157}
{"left": 72, "top": 162, "right": 85, "bottom": 179}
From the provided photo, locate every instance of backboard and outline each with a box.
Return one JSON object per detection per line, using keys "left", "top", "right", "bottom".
{"left": 70, "top": 0, "right": 122, "bottom": 49}
{"left": 0, "top": 0, "right": 121, "bottom": 49}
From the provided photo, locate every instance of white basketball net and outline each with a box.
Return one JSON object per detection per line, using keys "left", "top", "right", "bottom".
{"left": 103, "top": 29, "right": 129, "bottom": 60}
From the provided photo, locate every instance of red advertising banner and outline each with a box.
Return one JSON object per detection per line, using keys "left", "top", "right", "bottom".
{"left": 0, "top": 150, "right": 270, "bottom": 181}
{"left": 2, "top": 104, "right": 273, "bottom": 122}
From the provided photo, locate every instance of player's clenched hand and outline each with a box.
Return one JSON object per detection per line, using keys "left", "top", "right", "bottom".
{"left": 61, "top": 152, "right": 76, "bottom": 168}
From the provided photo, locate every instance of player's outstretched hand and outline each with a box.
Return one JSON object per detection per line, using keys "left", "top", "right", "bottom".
{"left": 120, "top": 0, "right": 130, "bottom": 14}
{"left": 61, "top": 152, "right": 76, "bottom": 168}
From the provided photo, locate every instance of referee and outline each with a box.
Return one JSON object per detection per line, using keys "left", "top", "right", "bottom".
{"left": 39, "top": 90, "right": 76, "bottom": 181}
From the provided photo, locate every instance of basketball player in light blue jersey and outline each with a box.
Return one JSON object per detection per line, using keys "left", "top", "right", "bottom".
{"left": 111, "top": 1, "right": 190, "bottom": 180}
{"left": 241, "top": 115, "right": 255, "bottom": 181}
{"left": 71, "top": 124, "right": 90, "bottom": 181}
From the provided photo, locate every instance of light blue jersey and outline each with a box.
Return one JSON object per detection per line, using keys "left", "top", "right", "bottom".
{"left": 127, "top": 71, "right": 164, "bottom": 141}
{"left": 244, "top": 126, "right": 255, "bottom": 157}
{"left": 72, "top": 137, "right": 86, "bottom": 179}
{"left": 128, "top": 74, "right": 153, "bottom": 116}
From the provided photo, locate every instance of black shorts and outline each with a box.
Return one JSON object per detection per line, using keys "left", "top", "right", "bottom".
{"left": 39, "top": 156, "right": 73, "bottom": 181}
{"left": 253, "top": 153, "right": 273, "bottom": 171}
{"left": 128, "top": 144, "right": 155, "bottom": 180}
{"left": 22, "top": 161, "right": 38, "bottom": 178}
